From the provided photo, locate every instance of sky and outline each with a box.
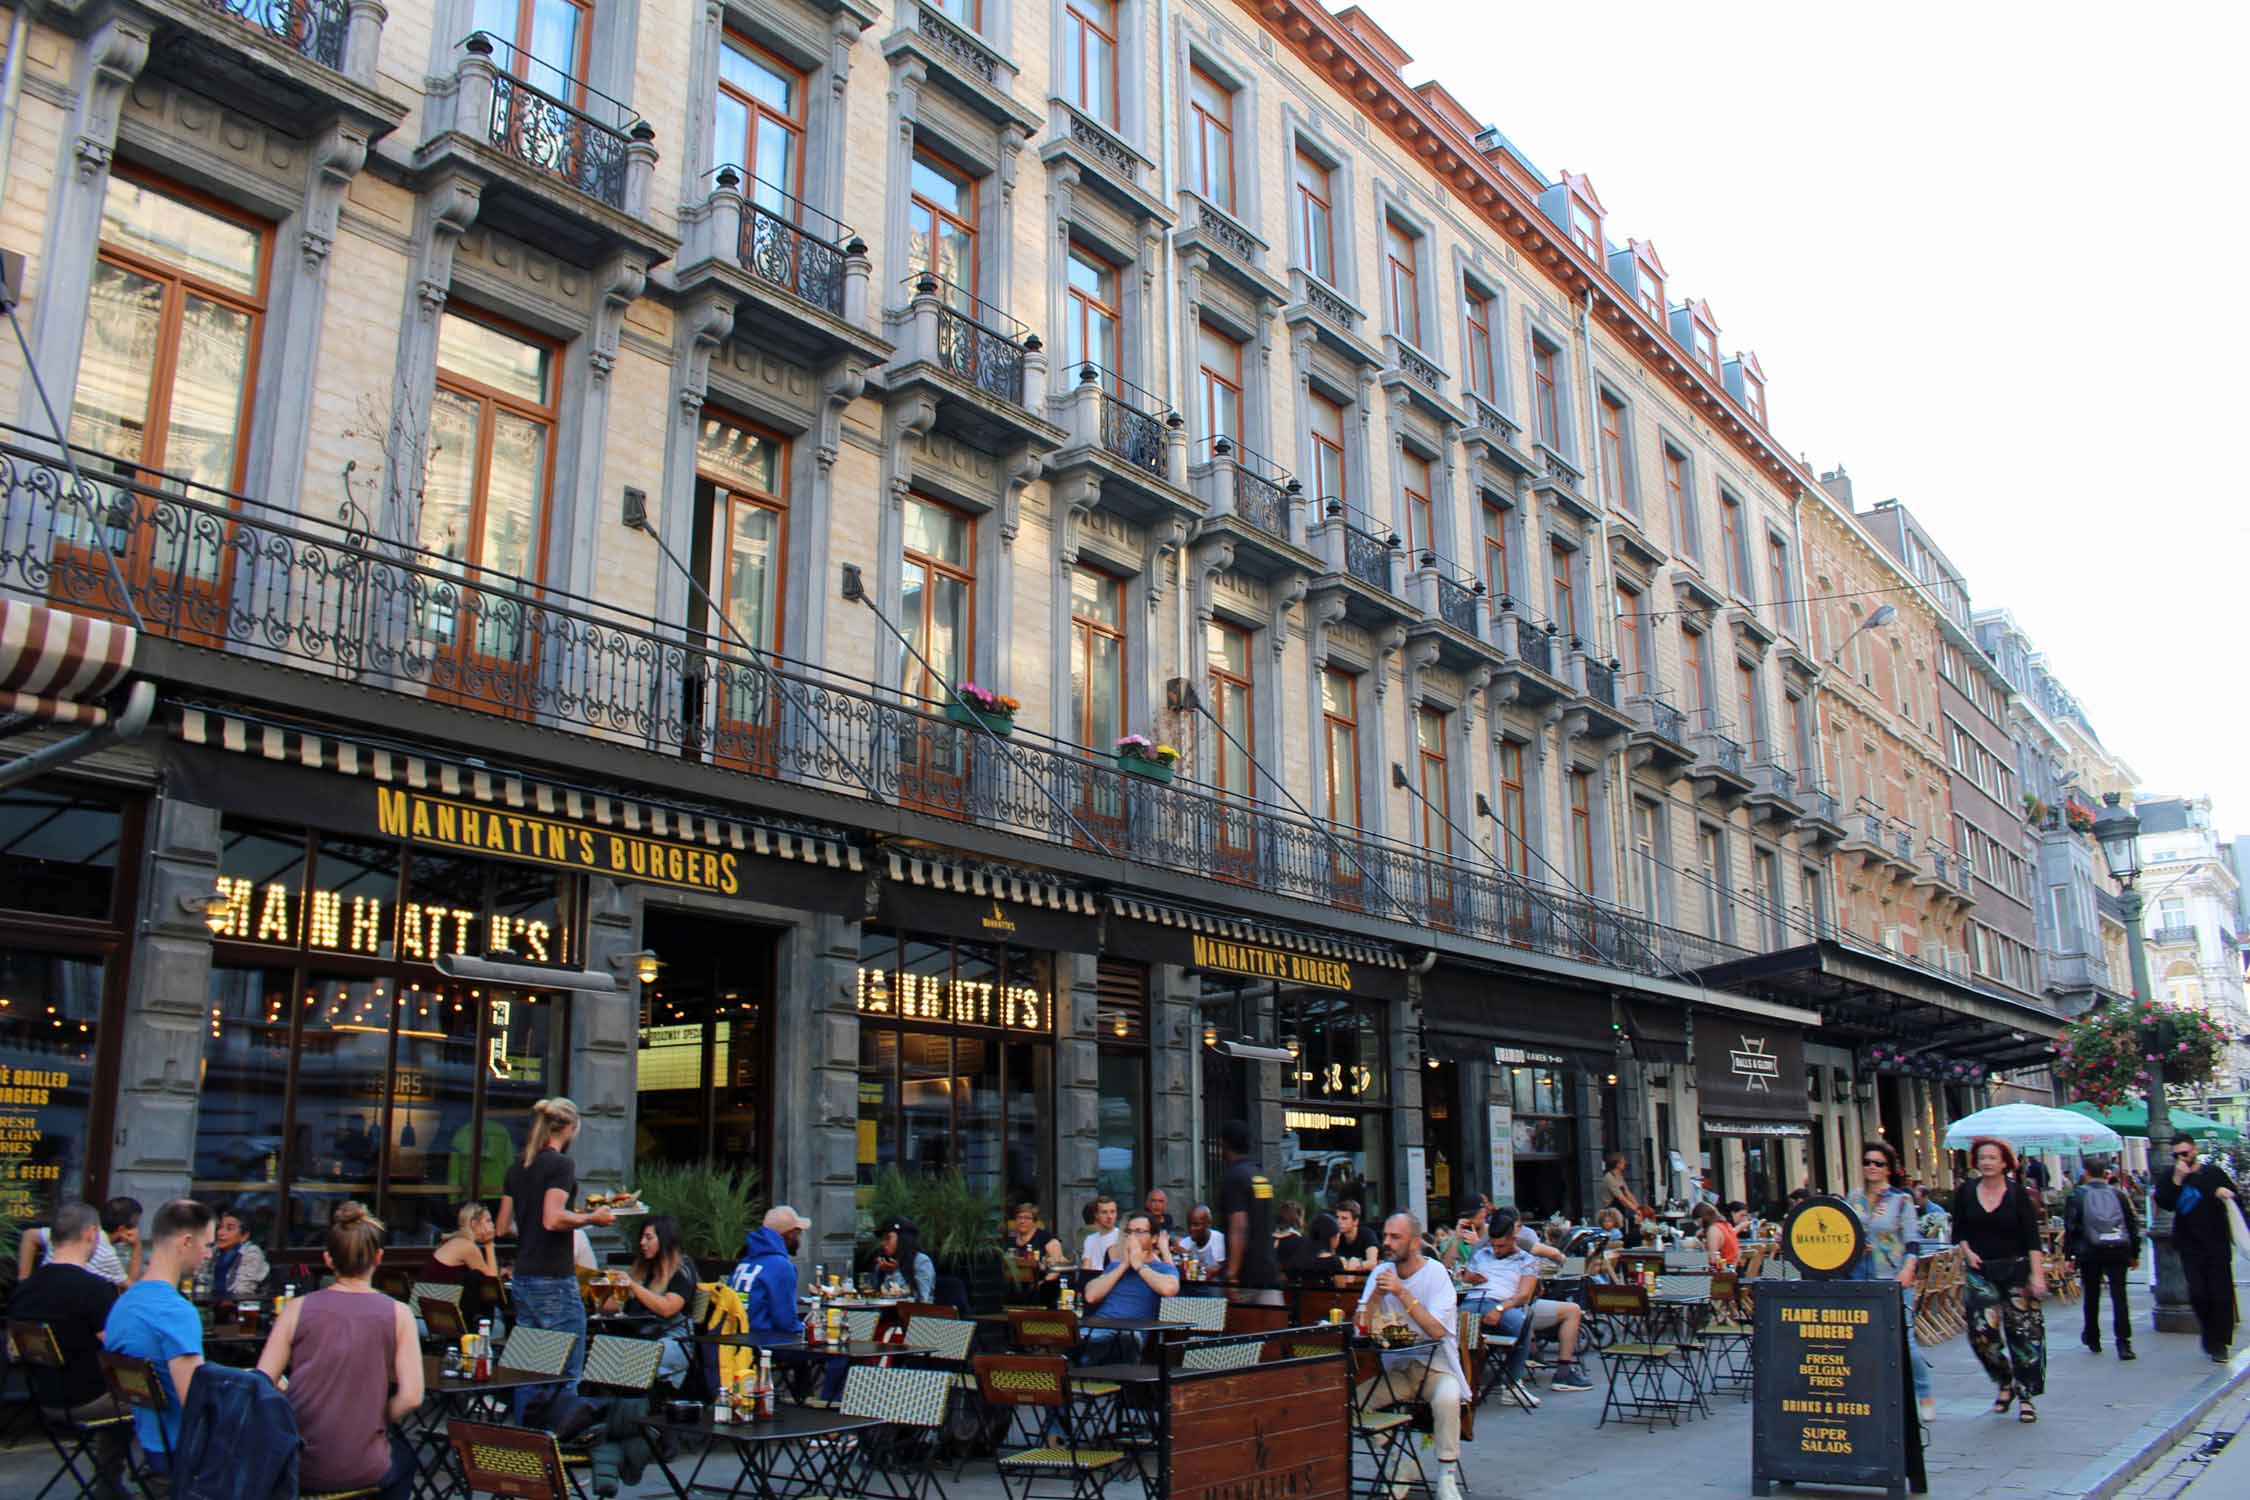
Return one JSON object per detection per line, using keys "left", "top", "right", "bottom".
{"left": 1361, "top": 0, "right": 2250, "bottom": 836}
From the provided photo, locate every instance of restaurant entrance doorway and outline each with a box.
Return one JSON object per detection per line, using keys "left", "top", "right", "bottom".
{"left": 635, "top": 910, "right": 777, "bottom": 1179}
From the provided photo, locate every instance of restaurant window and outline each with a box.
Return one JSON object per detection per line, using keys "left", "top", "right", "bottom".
{"left": 1401, "top": 450, "right": 1434, "bottom": 559}
{"left": 900, "top": 494, "right": 974, "bottom": 703}
{"left": 471, "top": 0, "right": 593, "bottom": 101}
{"left": 1309, "top": 390, "right": 1347, "bottom": 511}
{"left": 1294, "top": 149, "right": 1335, "bottom": 284}
{"left": 1503, "top": 1063, "right": 1578, "bottom": 1219}
{"left": 421, "top": 311, "right": 557, "bottom": 688}
{"left": 192, "top": 819, "right": 577, "bottom": 1247}
{"left": 1497, "top": 739, "right": 1528, "bottom": 876}
{"left": 1481, "top": 501, "right": 1512, "bottom": 600}
{"left": 1095, "top": 958, "right": 1149, "bottom": 1201}
{"left": 1531, "top": 338, "right": 1562, "bottom": 449}
{"left": 907, "top": 149, "right": 979, "bottom": 312}
{"left": 690, "top": 413, "right": 786, "bottom": 763}
{"left": 636, "top": 910, "right": 776, "bottom": 1182}
{"left": 1060, "top": 0, "right": 1119, "bottom": 127}
{"left": 1568, "top": 769, "right": 1594, "bottom": 890}
{"left": 855, "top": 927, "right": 1054, "bottom": 1208}
{"left": 1416, "top": 707, "right": 1450, "bottom": 857}
{"left": 1464, "top": 288, "right": 1497, "bottom": 402}
{"left": 1385, "top": 219, "right": 1421, "bottom": 346}
{"left": 1069, "top": 565, "right": 1126, "bottom": 751}
{"left": 1064, "top": 244, "right": 1121, "bottom": 385}
{"left": 1188, "top": 66, "right": 1236, "bottom": 212}
{"left": 1322, "top": 668, "right": 1361, "bottom": 830}
{"left": 711, "top": 32, "right": 805, "bottom": 212}
{"left": 1664, "top": 445, "right": 1696, "bottom": 559}
{"left": 1277, "top": 988, "right": 1387, "bottom": 1210}
{"left": 1197, "top": 321, "right": 1243, "bottom": 450}
{"left": 1597, "top": 392, "right": 1629, "bottom": 511}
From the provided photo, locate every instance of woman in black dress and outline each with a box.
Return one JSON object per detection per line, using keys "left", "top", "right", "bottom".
{"left": 1951, "top": 1136, "right": 2048, "bottom": 1422}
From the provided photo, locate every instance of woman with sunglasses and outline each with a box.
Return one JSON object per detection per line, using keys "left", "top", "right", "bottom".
{"left": 1846, "top": 1140, "right": 1934, "bottom": 1423}
{"left": 1952, "top": 1136, "right": 2047, "bottom": 1423}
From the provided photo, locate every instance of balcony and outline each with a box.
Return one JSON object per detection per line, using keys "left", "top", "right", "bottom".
{"left": 1174, "top": 195, "right": 1289, "bottom": 307}
{"left": 1379, "top": 336, "right": 1466, "bottom": 427}
{"left": 671, "top": 171, "right": 890, "bottom": 370}
{"left": 1186, "top": 443, "right": 1315, "bottom": 582}
{"left": 2045, "top": 951, "right": 2115, "bottom": 995}
{"left": 884, "top": 276, "right": 1065, "bottom": 455}
{"left": 1308, "top": 501, "right": 1416, "bottom": 635}
{"left": 1687, "top": 724, "right": 1754, "bottom": 802}
{"left": 132, "top": 0, "right": 406, "bottom": 142}
{"left": 1560, "top": 651, "right": 1634, "bottom": 742}
{"left": 0, "top": 427, "right": 1750, "bottom": 987}
{"left": 1796, "top": 781, "right": 1848, "bottom": 848}
{"left": 1403, "top": 553, "right": 1499, "bottom": 678}
{"left": 1039, "top": 103, "right": 1168, "bottom": 225}
{"left": 1461, "top": 394, "right": 1540, "bottom": 482}
{"left": 1282, "top": 273, "right": 1383, "bottom": 370}
{"left": 1743, "top": 760, "right": 1804, "bottom": 828}
{"left": 1627, "top": 693, "right": 1695, "bottom": 777}
{"left": 880, "top": 0, "right": 1042, "bottom": 130}
{"left": 1530, "top": 447, "right": 1599, "bottom": 526}
{"left": 416, "top": 35, "right": 674, "bottom": 270}
{"left": 1044, "top": 364, "right": 1199, "bottom": 532}
{"left": 1488, "top": 607, "right": 1572, "bottom": 710}
{"left": 2149, "top": 924, "right": 2199, "bottom": 947}
{"left": 1916, "top": 845, "right": 1976, "bottom": 907}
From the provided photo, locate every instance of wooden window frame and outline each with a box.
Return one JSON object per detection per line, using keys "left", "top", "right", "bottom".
{"left": 1719, "top": 494, "right": 1746, "bottom": 595}
{"left": 1208, "top": 621, "right": 1256, "bottom": 798}
{"left": 486, "top": 0, "right": 594, "bottom": 100}
{"left": 1616, "top": 584, "right": 1644, "bottom": 693}
{"left": 1401, "top": 450, "right": 1434, "bottom": 559}
{"left": 1569, "top": 769, "right": 1594, "bottom": 890}
{"left": 1531, "top": 338, "right": 1562, "bottom": 449}
{"left": 1069, "top": 564, "right": 1126, "bottom": 749}
{"left": 1321, "top": 667, "right": 1361, "bottom": 830}
{"left": 1680, "top": 625, "right": 1707, "bottom": 724}
{"left": 1480, "top": 502, "right": 1512, "bottom": 601}
{"left": 1691, "top": 315, "right": 1720, "bottom": 378}
{"left": 908, "top": 146, "right": 980, "bottom": 301}
{"left": 1597, "top": 391, "right": 1628, "bottom": 510}
{"left": 1197, "top": 321, "right": 1243, "bottom": 449}
{"left": 1497, "top": 740, "right": 1528, "bottom": 876}
{"left": 1385, "top": 220, "right": 1421, "bottom": 346}
{"left": 1062, "top": 0, "right": 1120, "bottom": 127}
{"left": 900, "top": 492, "right": 976, "bottom": 704}
{"left": 1663, "top": 445, "right": 1695, "bottom": 557}
{"left": 714, "top": 31, "right": 807, "bottom": 201}
{"left": 1294, "top": 149, "right": 1335, "bottom": 284}
{"left": 1568, "top": 196, "right": 1601, "bottom": 257}
{"left": 1743, "top": 374, "right": 1766, "bottom": 426}
{"left": 432, "top": 306, "right": 561, "bottom": 587}
{"left": 1767, "top": 537, "right": 1791, "bottom": 630}
{"left": 1735, "top": 658, "right": 1762, "bottom": 757}
{"left": 1635, "top": 260, "right": 1663, "bottom": 320}
{"left": 1309, "top": 389, "right": 1347, "bottom": 510}
{"left": 1064, "top": 242, "right": 1122, "bottom": 385}
{"left": 1548, "top": 541, "right": 1576, "bottom": 637}
{"left": 1416, "top": 707, "right": 1450, "bottom": 857}
{"left": 696, "top": 407, "right": 790, "bottom": 657}
{"left": 1188, "top": 66, "right": 1236, "bottom": 212}
{"left": 1464, "top": 288, "right": 1496, "bottom": 401}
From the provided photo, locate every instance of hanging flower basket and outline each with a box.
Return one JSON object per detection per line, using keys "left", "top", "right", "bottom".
{"left": 1115, "top": 734, "right": 1180, "bottom": 783}
{"left": 2053, "top": 1002, "right": 2229, "bottom": 1111}
{"left": 2063, "top": 800, "right": 2097, "bottom": 834}
{"left": 946, "top": 683, "right": 1019, "bottom": 736}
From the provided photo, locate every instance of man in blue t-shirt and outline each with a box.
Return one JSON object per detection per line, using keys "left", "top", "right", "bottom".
{"left": 103, "top": 1198, "right": 215, "bottom": 1471}
{"left": 1082, "top": 1212, "right": 1179, "bottom": 1362}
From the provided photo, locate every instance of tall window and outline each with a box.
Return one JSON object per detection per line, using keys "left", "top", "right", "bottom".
{"left": 1207, "top": 622, "right": 1255, "bottom": 800}
{"left": 1531, "top": 339, "right": 1561, "bottom": 448}
{"left": 1480, "top": 502, "right": 1512, "bottom": 599}
{"left": 1597, "top": 393, "right": 1628, "bottom": 510}
{"left": 1735, "top": 660, "right": 1761, "bottom": 755}
{"left": 1680, "top": 626, "right": 1707, "bottom": 724}
{"left": 1548, "top": 542, "right": 1576, "bottom": 636}
{"left": 471, "top": 0, "right": 591, "bottom": 100}
{"left": 1401, "top": 451, "right": 1434, "bottom": 558}
{"left": 712, "top": 33, "right": 805, "bottom": 212}
{"left": 693, "top": 411, "right": 787, "bottom": 668}
{"left": 1767, "top": 537, "right": 1792, "bottom": 630}
{"left": 1309, "top": 391, "right": 1347, "bottom": 508}
{"left": 1070, "top": 566, "right": 1125, "bottom": 751}
{"left": 1294, "top": 150, "right": 1334, "bottom": 283}
{"left": 1631, "top": 800, "right": 1660, "bottom": 918}
{"left": 1804, "top": 865, "right": 1828, "bottom": 933}
{"left": 1188, "top": 67, "right": 1235, "bottom": 211}
{"left": 1416, "top": 708, "right": 1450, "bottom": 856}
{"left": 1785, "top": 693, "right": 1809, "bottom": 774}
{"left": 1634, "top": 261, "right": 1663, "bottom": 319}
{"left": 1697, "top": 826, "right": 1726, "bottom": 939}
{"left": 1322, "top": 669, "right": 1361, "bottom": 829}
{"left": 1497, "top": 741, "right": 1527, "bottom": 875}
{"left": 1663, "top": 445, "right": 1695, "bottom": 557}
{"left": 1754, "top": 848, "right": 1783, "bottom": 947}
{"left": 907, "top": 150, "right": 978, "bottom": 310}
{"left": 1385, "top": 221, "right": 1420, "bottom": 345}
{"left": 422, "top": 311, "right": 557, "bottom": 667}
{"left": 1197, "top": 322, "right": 1242, "bottom": 448}
{"left": 900, "top": 495, "right": 974, "bottom": 701}
{"left": 1616, "top": 585, "right": 1645, "bottom": 693}
{"left": 72, "top": 172, "right": 268, "bottom": 495}
{"left": 1061, "top": 0, "right": 1118, "bottom": 126}
{"left": 1718, "top": 494, "right": 1746, "bottom": 595}
{"left": 1464, "top": 290, "right": 1496, "bottom": 400}
{"left": 1568, "top": 770, "right": 1594, "bottom": 890}
{"left": 1064, "top": 245, "right": 1120, "bottom": 382}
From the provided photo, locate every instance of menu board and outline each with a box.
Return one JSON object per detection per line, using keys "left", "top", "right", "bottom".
{"left": 0, "top": 1058, "right": 86, "bottom": 1229}
{"left": 1751, "top": 1279, "right": 1924, "bottom": 1498}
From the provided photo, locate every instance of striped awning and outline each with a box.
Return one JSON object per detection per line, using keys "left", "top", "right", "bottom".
{"left": 886, "top": 849, "right": 1098, "bottom": 912}
{"left": 178, "top": 708, "right": 862, "bottom": 873}
{"left": 1107, "top": 894, "right": 1405, "bottom": 968}
{"left": 0, "top": 600, "right": 137, "bottom": 726}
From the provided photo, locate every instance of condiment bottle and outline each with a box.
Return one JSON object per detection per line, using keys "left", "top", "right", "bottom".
{"left": 473, "top": 1319, "right": 493, "bottom": 1380}
{"left": 715, "top": 1380, "right": 734, "bottom": 1425}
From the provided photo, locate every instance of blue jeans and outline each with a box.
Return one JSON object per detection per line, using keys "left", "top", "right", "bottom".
{"left": 508, "top": 1274, "right": 588, "bottom": 1420}
{"left": 1846, "top": 1260, "right": 1932, "bottom": 1401}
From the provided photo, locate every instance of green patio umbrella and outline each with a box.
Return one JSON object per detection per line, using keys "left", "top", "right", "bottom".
{"left": 2061, "top": 1099, "right": 2245, "bottom": 1145}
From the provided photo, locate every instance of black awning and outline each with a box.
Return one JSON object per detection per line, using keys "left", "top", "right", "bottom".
{"left": 1420, "top": 963, "right": 1620, "bottom": 1066}
{"left": 1623, "top": 999, "right": 1689, "bottom": 1063}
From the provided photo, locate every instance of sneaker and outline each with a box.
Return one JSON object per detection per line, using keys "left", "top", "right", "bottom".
{"left": 1550, "top": 1364, "right": 1594, "bottom": 1393}
{"left": 1918, "top": 1397, "right": 1936, "bottom": 1424}
{"left": 1508, "top": 1379, "right": 1542, "bottom": 1408}
{"left": 1434, "top": 1465, "right": 1463, "bottom": 1500}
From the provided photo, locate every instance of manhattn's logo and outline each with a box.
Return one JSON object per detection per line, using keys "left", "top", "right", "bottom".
{"left": 1730, "top": 1036, "right": 1780, "bottom": 1092}
{"left": 980, "top": 900, "right": 1017, "bottom": 936}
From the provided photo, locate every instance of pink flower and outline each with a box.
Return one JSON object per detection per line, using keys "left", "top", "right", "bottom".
{"left": 2179, "top": 1042, "right": 2190, "bottom": 1052}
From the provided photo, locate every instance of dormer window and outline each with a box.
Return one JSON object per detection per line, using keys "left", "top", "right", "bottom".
{"left": 1742, "top": 371, "right": 1767, "bottom": 425}
{"left": 1691, "top": 310, "right": 1720, "bottom": 377}
{"left": 1569, "top": 197, "right": 1599, "bottom": 256}
{"left": 1630, "top": 239, "right": 1665, "bottom": 320}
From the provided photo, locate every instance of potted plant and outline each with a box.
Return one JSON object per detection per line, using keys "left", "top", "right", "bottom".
{"left": 1114, "top": 734, "right": 1181, "bottom": 783}
{"left": 2022, "top": 793, "right": 2050, "bottom": 825}
{"left": 2063, "top": 799, "right": 2097, "bottom": 834}
{"left": 629, "top": 1161, "right": 766, "bottom": 1270}
{"left": 945, "top": 682, "right": 1019, "bottom": 736}
{"left": 2054, "top": 1001, "right": 2230, "bottom": 1112}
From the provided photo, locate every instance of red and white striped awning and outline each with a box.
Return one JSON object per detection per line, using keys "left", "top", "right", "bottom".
{"left": 0, "top": 600, "right": 138, "bottom": 727}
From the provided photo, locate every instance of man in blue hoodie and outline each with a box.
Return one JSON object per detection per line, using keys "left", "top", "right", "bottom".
{"left": 730, "top": 1205, "right": 810, "bottom": 1335}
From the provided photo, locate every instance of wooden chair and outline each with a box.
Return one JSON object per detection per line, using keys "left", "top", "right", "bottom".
{"left": 1004, "top": 1307, "right": 1079, "bottom": 1355}
{"left": 421, "top": 1297, "right": 470, "bottom": 1346}
{"left": 1584, "top": 1284, "right": 1694, "bottom": 1431}
{"left": 446, "top": 1420, "right": 574, "bottom": 1500}
{"left": 96, "top": 1352, "right": 173, "bottom": 1496}
{"left": 972, "top": 1355, "right": 1130, "bottom": 1500}
{"left": 8, "top": 1322, "right": 133, "bottom": 1500}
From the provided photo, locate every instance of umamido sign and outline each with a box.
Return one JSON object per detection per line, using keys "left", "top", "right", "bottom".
{"left": 1751, "top": 1195, "right": 1927, "bottom": 1498}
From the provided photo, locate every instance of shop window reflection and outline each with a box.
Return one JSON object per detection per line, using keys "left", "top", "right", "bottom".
{"left": 0, "top": 951, "right": 106, "bottom": 1225}
{"left": 857, "top": 1028, "right": 900, "bottom": 1189}
{"left": 192, "top": 966, "right": 293, "bottom": 1243}
{"left": 481, "top": 991, "right": 561, "bottom": 1194}
{"left": 289, "top": 974, "right": 394, "bottom": 1233}
{"left": 381, "top": 982, "right": 480, "bottom": 1242}
{"left": 0, "top": 786, "right": 125, "bottom": 921}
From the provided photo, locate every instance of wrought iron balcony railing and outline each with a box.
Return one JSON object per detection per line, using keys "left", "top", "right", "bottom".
{"left": 466, "top": 35, "right": 638, "bottom": 209}
{"left": 2149, "top": 924, "right": 2198, "bottom": 946}
{"left": 1891, "top": 826, "right": 1915, "bottom": 861}
{"left": 715, "top": 168, "right": 851, "bottom": 315}
{"left": 208, "top": 0, "right": 350, "bottom": 70}
{"left": 1696, "top": 729, "right": 1746, "bottom": 776}
{"left": 1436, "top": 573, "right": 1478, "bottom": 635}
{"left": 1515, "top": 616, "right": 1556, "bottom": 675}
{"left": 0, "top": 426, "right": 1756, "bottom": 986}
{"left": 1078, "top": 364, "right": 1169, "bottom": 476}
{"left": 1751, "top": 761, "right": 1795, "bottom": 799}
{"left": 1582, "top": 657, "right": 1618, "bottom": 707}
{"left": 1804, "top": 784, "right": 1841, "bottom": 825}
{"left": 1630, "top": 693, "right": 1687, "bottom": 743}
{"left": 1221, "top": 444, "right": 1292, "bottom": 540}
{"left": 911, "top": 274, "right": 1029, "bottom": 406}
{"left": 1322, "top": 501, "right": 1395, "bottom": 593}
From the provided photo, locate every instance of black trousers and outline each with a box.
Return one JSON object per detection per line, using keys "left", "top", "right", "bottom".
{"left": 2180, "top": 1244, "right": 2238, "bottom": 1356}
{"left": 2079, "top": 1256, "right": 2131, "bottom": 1346}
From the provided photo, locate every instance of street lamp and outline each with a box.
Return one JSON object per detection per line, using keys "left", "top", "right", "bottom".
{"left": 2091, "top": 792, "right": 2194, "bottom": 1333}
{"left": 1827, "top": 602, "right": 1897, "bottom": 666}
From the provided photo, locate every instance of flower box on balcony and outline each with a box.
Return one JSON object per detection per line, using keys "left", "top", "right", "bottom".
{"left": 944, "top": 702, "right": 1015, "bottom": 736}
{"left": 1116, "top": 753, "right": 1174, "bottom": 783}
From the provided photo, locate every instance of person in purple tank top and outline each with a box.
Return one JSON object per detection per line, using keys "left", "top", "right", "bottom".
{"left": 257, "top": 1203, "right": 424, "bottom": 1499}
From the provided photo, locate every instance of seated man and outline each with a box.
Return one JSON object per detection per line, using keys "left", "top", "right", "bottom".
{"left": 104, "top": 1199, "right": 214, "bottom": 1476}
{"left": 1081, "top": 1212, "right": 1178, "bottom": 1361}
{"left": 1352, "top": 1214, "right": 1464, "bottom": 1500}
{"left": 10, "top": 1202, "right": 129, "bottom": 1483}
{"left": 1467, "top": 1210, "right": 1590, "bottom": 1394}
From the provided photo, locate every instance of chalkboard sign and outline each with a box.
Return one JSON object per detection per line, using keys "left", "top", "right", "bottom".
{"left": 1751, "top": 1279, "right": 1926, "bottom": 1498}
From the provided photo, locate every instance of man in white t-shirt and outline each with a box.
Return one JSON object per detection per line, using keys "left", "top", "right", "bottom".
{"left": 1080, "top": 1196, "right": 1121, "bottom": 1269}
{"left": 1466, "top": 1209, "right": 1591, "bottom": 1393}
{"left": 1353, "top": 1214, "right": 1464, "bottom": 1500}
{"left": 1179, "top": 1203, "right": 1226, "bottom": 1274}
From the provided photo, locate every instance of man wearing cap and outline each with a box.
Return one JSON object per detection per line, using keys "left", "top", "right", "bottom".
{"left": 730, "top": 1205, "right": 811, "bottom": 1337}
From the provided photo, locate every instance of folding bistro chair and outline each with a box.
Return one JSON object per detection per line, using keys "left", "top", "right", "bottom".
{"left": 843, "top": 1308, "right": 883, "bottom": 1345}
{"left": 415, "top": 1281, "right": 468, "bottom": 1310}
{"left": 96, "top": 1352, "right": 173, "bottom": 1498}
{"left": 447, "top": 1420, "right": 574, "bottom": 1500}
{"left": 1007, "top": 1307, "right": 1080, "bottom": 1355}
{"left": 7, "top": 1322, "right": 133, "bottom": 1500}
{"left": 1696, "top": 1273, "right": 1754, "bottom": 1396}
{"left": 1345, "top": 1341, "right": 1432, "bottom": 1500}
{"left": 1155, "top": 1298, "right": 1227, "bottom": 1333}
{"left": 498, "top": 1327, "right": 578, "bottom": 1379}
{"left": 973, "top": 1355, "right": 1130, "bottom": 1500}
{"left": 838, "top": 1364, "right": 958, "bottom": 1500}
{"left": 1583, "top": 1285, "right": 1694, "bottom": 1432}
{"left": 422, "top": 1297, "right": 471, "bottom": 1347}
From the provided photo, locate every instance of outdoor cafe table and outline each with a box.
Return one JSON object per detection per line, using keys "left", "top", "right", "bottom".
{"left": 666, "top": 1404, "right": 880, "bottom": 1500}
{"left": 406, "top": 1355, "right": 565, "bottom": 1500}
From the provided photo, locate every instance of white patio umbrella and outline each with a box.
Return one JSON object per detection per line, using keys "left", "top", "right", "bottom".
{"left": 1941, "top": 1102, "right": 2124, "bottom": 1156}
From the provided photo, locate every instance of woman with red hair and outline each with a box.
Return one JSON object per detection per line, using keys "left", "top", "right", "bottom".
{"left": 1951, "top": 1136, "right": 2048, "bottom": 1422}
